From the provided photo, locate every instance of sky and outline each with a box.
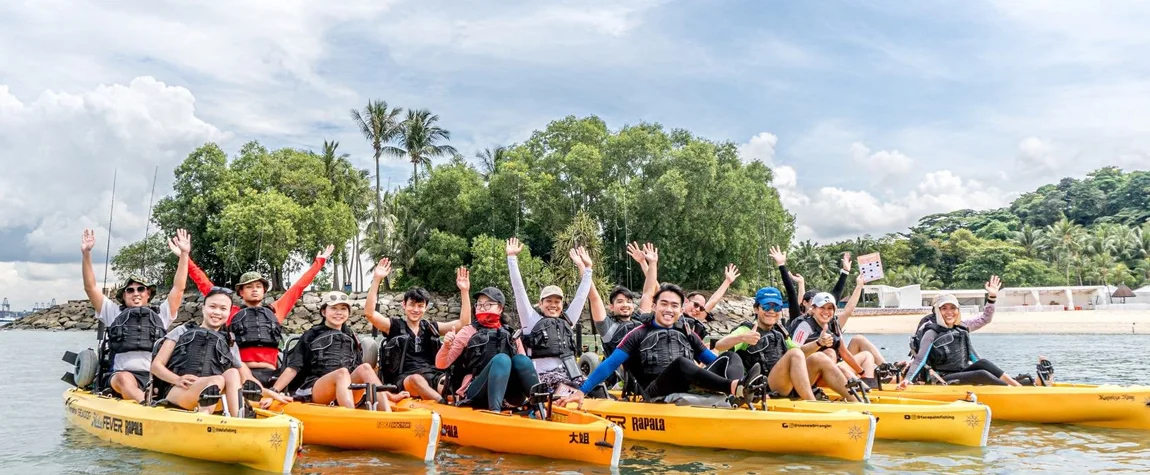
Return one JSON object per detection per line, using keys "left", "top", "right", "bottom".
{"left": 1, "top": 0, "right": 1149, "bottom": 310}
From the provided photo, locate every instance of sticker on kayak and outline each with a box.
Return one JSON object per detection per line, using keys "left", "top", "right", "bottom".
{"left": 1098, "top": 395, "right": 1135, "bottom": 402}
{"left": 903, "top": 414, "right": 955, "bottom": 420}
{"left": 780, "top": 422, "right": 832, "bottom": 429}
{"left": 442, "top": 424, "right": 459, "bottom": 438}
{"left": 207, "top": 427, "right": 238, "bottom": 434}
{"left": 568, "top": 432, "right": 590, "bottom": 444}
{"left": 87, "top": 412, "right": 145, "bottom": 437}
{"left": 848, "top": 425, "right": 864, "bottom": 441}
{"left": 965, "top": 414, "right": 981, "bottom": 429}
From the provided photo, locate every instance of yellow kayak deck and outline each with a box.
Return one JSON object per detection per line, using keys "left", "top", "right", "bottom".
{"left": 767, "top": 395, "right": 991, "bottom": 446}
{"left": 871, "top": 383, "right": 1150, "bottom": 430}
{"left": 579, "top": 398, "right": 875, "bottom": 461}
{"left": 63, "top": 388, "right": 302, "bottom": 473}
{"left": 396, "top": 398, "right": 624, "bottom": 467}
{"left": 265, "top": 401, "right": 440, "bottom": 462}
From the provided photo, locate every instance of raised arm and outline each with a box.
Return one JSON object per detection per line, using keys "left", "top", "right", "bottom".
{"left": 506, "top": 238, "right": 540, "bottom": 330}
{"left": 964, "top": 276, "right": 1001, "bottom": 332}
{"left": 80, "top": 229, "right": 105, "bottom": 311}
{"left": 770, "top": 246, "right": 801, "bottom": 320}
{"left": 363, "top": 258, "right": 393, "bottom": 334}
{"left": 831, "top": 252, "right": 851, "bottom": 302}
{"left": 704, "top": 264, "right": 740, "bottom": 312}
{"left": 274, "top": 244, "right": 332, "bottom": 320}
{"left": 441, "top": 267, "right": 472, "bottom": 334}
{"left": 837, "top": 273, "right": 866, "bottom": 330}
{"left": 636, "top": 242, "right": 659, "bottom": 314}
{"left": 168, "top": 238, "right": 214, "bottom": 295}
{"left": 588, "top": 279, "right": 608, "bottom": 324}
{"left": 167, "top": 230, "right": 191, "bottom": 316}
{"left": 564, "top": 247, "right": 594, "bottom": 325}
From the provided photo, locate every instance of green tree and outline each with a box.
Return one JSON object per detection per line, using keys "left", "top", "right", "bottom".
{"left": 110, "top": 233, "right": 177, "bottom": 287}
{"left": 467, "top": 234, "right": 551, "bottom": 316}
{"left": 1001, "top": 259, "right": 1061, "bottom": 287}
{"left": 405, "top": 230, "right": 469, "bottom": 292}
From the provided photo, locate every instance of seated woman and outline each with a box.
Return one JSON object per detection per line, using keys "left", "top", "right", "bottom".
{"left": 900, "top": 276, "right": 1021, "bottom": 387}
{"left": 272, "top": 291, "right": 408, "bottom": 410}
{"left": 790, "top": 282, "right": 878, "bottom": 380}
{"left": 151, "top": 287, "right": 289, "bottom": 416}
{"left": 436, "top": 286, "right": 542, "bottom": 412}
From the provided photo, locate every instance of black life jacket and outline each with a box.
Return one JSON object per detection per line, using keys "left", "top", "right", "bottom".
{"left": 603, "top": 315, "right": 643, "bottom": 357}
{"left": 681, "top": 316, "right": 709, "bottom": 343}
{"left": 459, "top": 322, "right": 514, "bottom": 378}
{"left": 229, "top": 305, "right": 282, "bottom": 348}
{"left": 924, "top": 322, "right": 978, "bottom": 374}
{"left": 167, "top": 323, "right": 235, "bottom": 377}
{"left": 106, "top": 306, "right": 166, "bottom": 354}
{"left": 305, "top": 326, "right": 362, "bottom": 379}
{"left": 382, "top": 318, "right": 441, "bottom": 377}
{"left": 788, "top": 314, "right": 841, "bottom": 349}
{"left": 636, "top": 326, "right": 695, "bottom": 382}
{"left": 908, "top": 314, "right": 937, "bottom": 356}
{"left": 734, "top": 321, "right": 789, "bottom": 373}
{"left": 524, "top": 316, "right": 576, "bottom": 359}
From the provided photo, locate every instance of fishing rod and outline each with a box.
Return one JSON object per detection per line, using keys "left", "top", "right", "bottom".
{"left": 141, "top": 166, "right": 158, "bottom": 280}
{"left": 98, "top": 169, "right": 118, "bottom": 340}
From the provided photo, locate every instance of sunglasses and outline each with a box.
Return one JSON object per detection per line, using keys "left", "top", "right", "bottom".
{"left": 762, "top": 303, "right": 783, "bottom": 312}
{"left": 208, "top": 286, "right": 234, "bottom": 295}
{"left": 124, "top": 286, "right": 148, "bottom": 294}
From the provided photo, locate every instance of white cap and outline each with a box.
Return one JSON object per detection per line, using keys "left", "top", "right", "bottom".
{"left": 812, "top": 292, "right": 836, "bottom": 308}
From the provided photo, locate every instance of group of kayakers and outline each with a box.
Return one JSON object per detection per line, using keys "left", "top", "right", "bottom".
{"left": 80, "top": 226, "right": 1042, "bottom": 419}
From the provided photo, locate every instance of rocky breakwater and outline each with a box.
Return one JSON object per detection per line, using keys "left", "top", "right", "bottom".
{"left": 6, "top": 290, "right": 758, "bottom": 341}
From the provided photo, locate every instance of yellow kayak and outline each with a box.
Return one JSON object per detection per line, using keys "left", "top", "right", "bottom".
{"left": 767, "top": 396, "right": 991, "bottom": 447}
{"left": 871, "top": 383, "right": 1150, "bottom": 430}
{"left": 266, "top": 401, "right": 440, "bottom": 462}
{"left": 396, "top": 399, "right": 624, "bottom": 467}
{"left": 63, "top": 388, "right": 302, "bottom": 473}
{"left": 578, "top": 398, "right": 875, "bottom": 461}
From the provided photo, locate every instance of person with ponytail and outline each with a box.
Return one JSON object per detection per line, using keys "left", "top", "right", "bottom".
{"left": 435, "top": 282, "right": 541, "bottom": 412}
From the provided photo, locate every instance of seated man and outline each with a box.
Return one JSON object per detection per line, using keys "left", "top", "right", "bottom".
{"left": 151, "top": 287, "right": 289, "bottom": 416}
{"left": 559, "top": 284, "right": 762, "bottom": 408}
{"left": 364, "top": 258, "right": 471, "bottom": 402}
{"left": 273, "top": 291, "right": 407, "bottom": 410}
{"left": 80, "top": 228, "right": 190, "bottom": 402}
{"left": 715, "top": 287, "right": 857, "bottom": 401}
{"left": 506, "top": 239, "right": 592, "bottom": 394}
{"left": 436, "top": 286, "right": 542, "bottom": 412}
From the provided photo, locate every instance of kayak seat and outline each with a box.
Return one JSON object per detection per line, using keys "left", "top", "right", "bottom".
{"left": 657, "top": 393, "right": 732, "bottom": 408}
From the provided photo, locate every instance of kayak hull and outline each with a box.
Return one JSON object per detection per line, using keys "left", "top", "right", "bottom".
{"left": 397, "top": 399, "right": 623, "bottom": 467}
{"left": 872, "top": 383, "right": 1150, "bottom": 430}
{"left": 266, "top": 401, "right": 440, "bottom": 462}
{"left": 767, "top": 396, "right": 991, "bottom": 447}
{"left": 62, "top": 388, "right": 302, "bottom": 474}
{"left": 579, "top": 398, "right": 875, "bottom": 461}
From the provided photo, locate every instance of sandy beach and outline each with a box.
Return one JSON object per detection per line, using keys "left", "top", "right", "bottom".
{"left": 845, "top": 310, "right": 1150, "bottom": 335}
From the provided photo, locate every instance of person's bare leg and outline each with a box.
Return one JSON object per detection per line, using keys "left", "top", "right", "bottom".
{"left": 1001, "top": 373, "right": 1021, "bottom": 386}
{"left": 404, "top": 374, "right": 442, "bottom": 401}
{"left": 166, "top": 375, "right": 226, "bottom": 412}
{"left": 352, "top": 363, "right": 396, "bottom": 411}
{"left": 810, "top": 353, "right": 856, "bottom": 402}
{"left": 313, "top": 368, "right": 354, "bottom": 408}
{"left": 768, "top": 349, "right": 815, "bottom": 400}
{"left": 848, "top": 335, "right": 886, "bottom": 365}
{"left": 110, "top": 372, "right": 146, "bottom": 403}
{"left": 222, "top": 368, "right": 243, "bottom": 417}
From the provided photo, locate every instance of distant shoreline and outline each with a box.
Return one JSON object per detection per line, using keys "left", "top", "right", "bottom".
{"left": 845, "top": 310, "right": 1149, "bottom": 335}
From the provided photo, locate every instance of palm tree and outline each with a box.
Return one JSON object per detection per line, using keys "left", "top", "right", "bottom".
{"left": 1042, "top": 218, "right": 1087, "bottom": 284}
{"left": 389, "top": 109, "right": 458, "bottom": 185}
{"left": 902, "top": 265, "right": 943, "bottom": 289}
{"left": 1014, "top": 224, "right": 1043, "bottom": 258}
{"left": 1135, "top": 224, "right": 1150, "bottom": 259}
{"left": 476, "top": 146, "right": 508, "bottom": 179}
{"left": 1109, "top": 225, "right": 1138, "bottom": 261}
{"left": 349, "top": 99, "right": 404, "bottom": 251}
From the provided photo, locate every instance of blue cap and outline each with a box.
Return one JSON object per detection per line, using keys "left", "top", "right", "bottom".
{"left": 755, "top": 287, "right": 785, "bottom": 308}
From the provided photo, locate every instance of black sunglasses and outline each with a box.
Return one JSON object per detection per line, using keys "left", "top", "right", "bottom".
{"left": 124, "top": 286, "right": 148, "bottom": 294}
{"left": 209, "top": 286, "right": 234, "bottom": 294}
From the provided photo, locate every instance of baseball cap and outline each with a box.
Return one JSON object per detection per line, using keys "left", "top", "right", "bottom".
{"left": 811, "top": 292, "right": 836, "bottom": 308}
{"left": 755, "top": 287, "right": 785, "bottom": 308}
{"left": 320, "top": 291, "right": 351, "bottom": 310}
{"left": 539, "top": 285, "right": 564, "bottom": 301}
{"left": 473, "top": 287, "right": 507, "bottom": 307}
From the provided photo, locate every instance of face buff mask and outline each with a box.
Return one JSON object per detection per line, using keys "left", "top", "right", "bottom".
{"left": 476, "top": 312, "right": 502, "bottom": 329}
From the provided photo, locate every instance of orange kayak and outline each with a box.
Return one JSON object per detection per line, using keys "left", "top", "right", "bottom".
{"left": 267, "top": 401, "right": 440, "bottom": 462}
{"left": 396, "top": 399, "right": 624, "bottom": 467}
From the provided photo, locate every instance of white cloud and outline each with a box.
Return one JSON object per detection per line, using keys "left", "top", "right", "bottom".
{"left": 850, "top": 142, "right": 914, "bottom": 184}
{"left": 1015, "top": 136, "right": 1073, "bottom": 177}
{"left": 738, "top": 132, "right": 779, "bottom": 164}
{"left": 776, "top": 167, "right": 1009, "bottom": 242}
{"left": 0, "top": 77, "right": 225, "bottom": 309}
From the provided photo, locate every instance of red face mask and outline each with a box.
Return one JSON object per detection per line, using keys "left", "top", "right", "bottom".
{"left": 476, "top": 312, "right": 501, "bottom": 328}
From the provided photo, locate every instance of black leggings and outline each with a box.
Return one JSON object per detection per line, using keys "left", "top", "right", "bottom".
{"left": 941, "top": 359, "right": 1007, "bottom": 386}
{"left": 645, "top": 351, "right": 744, "bottom": 399}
